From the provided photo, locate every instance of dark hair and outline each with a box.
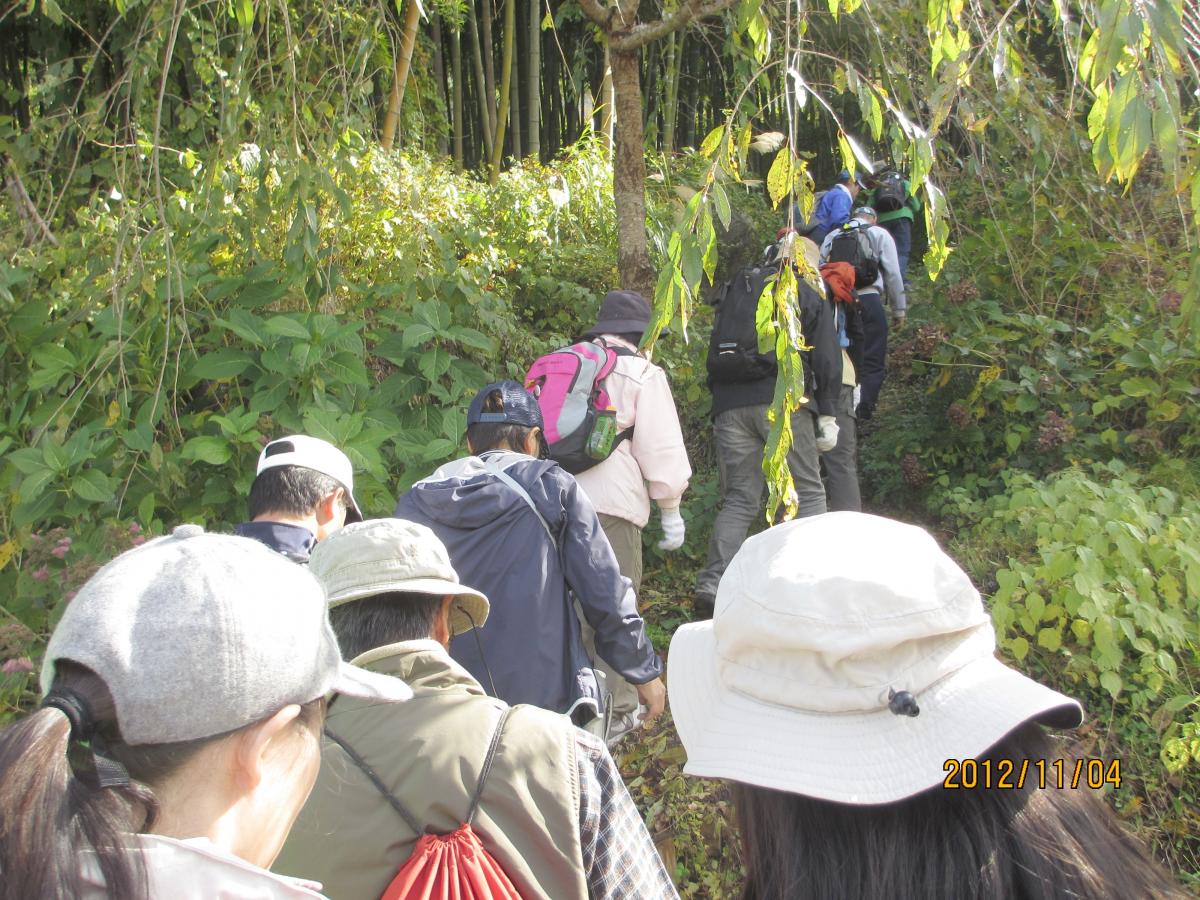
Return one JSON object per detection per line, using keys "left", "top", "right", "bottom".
{"left": 465, "top": 390, "right": 546, "bottom": 458}
{"left": 733, "top": 723, "right": 1183, "bottom": 900}
{"left": 0, "top": 662, "right": 324, "bottom": 900}
{"left": 329, "top": 591, "right": 445, "bottom": 659}
{"left": 247, "top": 465, "right": 346, "bottom": 520}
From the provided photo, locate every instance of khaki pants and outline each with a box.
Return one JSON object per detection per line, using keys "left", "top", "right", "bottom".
{"left": 581, "top": 513, "right": 643, "bottom": 744}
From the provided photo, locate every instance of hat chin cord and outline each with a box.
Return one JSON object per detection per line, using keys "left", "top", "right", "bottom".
{"left": 460, "top": 604, "right": 500, "bottom": 699}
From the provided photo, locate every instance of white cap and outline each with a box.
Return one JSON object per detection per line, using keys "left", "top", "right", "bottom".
{"left": 257, "top": 435, "right": 363, "bottom": 522}
{"left": 668, "top": 512, "right": 1082, "bottom": 805}
{"left": 41, "top": 525, "right": 411, "bottom": 745}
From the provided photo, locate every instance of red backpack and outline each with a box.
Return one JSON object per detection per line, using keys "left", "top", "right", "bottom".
{"left": 324, "top": 710, "right": 525, "bottom": 899}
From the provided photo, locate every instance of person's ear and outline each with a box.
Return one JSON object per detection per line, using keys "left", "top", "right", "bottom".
{"left": 433, "top": 595, "right": 455, "bottom": 648}
{"left": 524, "top": 428, "right": 543, "bottom": 457}
{"left": 231, "top": 704, "right": 303, "bottom": 792}
{"left": 315, "top": 488, "right": 345, "bottom": 527}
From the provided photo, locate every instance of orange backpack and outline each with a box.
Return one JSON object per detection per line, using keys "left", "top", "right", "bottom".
{"left": 325, "top": 710, "right": 525, "bottom": 900}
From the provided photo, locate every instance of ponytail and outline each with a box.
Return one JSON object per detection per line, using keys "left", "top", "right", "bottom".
{"left": 0, "top": 704, "right": 149, "bottom": 899}
{"left": 0, "top": 663, "right": 198, "bottom": 900}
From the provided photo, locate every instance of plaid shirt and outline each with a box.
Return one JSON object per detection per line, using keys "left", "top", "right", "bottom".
{"left": 576, "top": 729, "right": 679, "bottom": 899}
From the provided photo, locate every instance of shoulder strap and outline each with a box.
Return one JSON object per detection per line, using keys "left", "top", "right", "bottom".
{"left": 325, "top": 709, "right": 513, "bottom": 836}
{"left": 482, "top": 457, "right": 558, "bottom": 549}
{"left": 465, "top": 708, "right": 511, "bottom": 825}
{"left": 324, "top": 727, "right": 424, "bottom": 836}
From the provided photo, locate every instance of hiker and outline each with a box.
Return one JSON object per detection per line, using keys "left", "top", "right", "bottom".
{"left": 806, "top": 169, "right": 868, "bottom": 245}
{"left": 278, "top": 519, "right": 679, "bottom": 900}
{"left": 692, "top": 234, "right": 841, "bottom": 619}
{"left": 234, "top": 434, "right": 364, "bottom": 563}
{"left": 819, "top": 206, "right": 906, "bottom": 421}
{"left": 671, "top": 512, "right": 1184, "bottom": 900}
{"left": 564, "top": 289, "right": 691, "bottom": 742}
{"left": 818, "top": 256, "right": 865, "bottom": 511}
{"left": 870, "top": 163, "right": 922, "bottom": 278}
{"left": 393, "top": 381, "right": 666, "bottom": 732}
{"left": 0, "top": 525, "right": 411, "bottom": 899}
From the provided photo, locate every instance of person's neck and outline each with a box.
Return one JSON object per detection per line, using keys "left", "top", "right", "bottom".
{"left": 251, "top": 512, "right": 318, "bottom": 536}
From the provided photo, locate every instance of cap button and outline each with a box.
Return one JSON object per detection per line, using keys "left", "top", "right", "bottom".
{"left": 172, "top": 524, "right": 205, "bottom": 539}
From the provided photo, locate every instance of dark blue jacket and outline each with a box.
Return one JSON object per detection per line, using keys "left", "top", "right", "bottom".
{"left": 233, "top": 521, "right": 315, "bottom": 563}
{"left": 393, "top": 450, "right": 662, "bottom": 720}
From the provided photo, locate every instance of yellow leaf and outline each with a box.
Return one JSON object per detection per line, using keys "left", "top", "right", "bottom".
{"left": 105, "top": 400, "right": 121, "bottom": 427}
{"left": 766, "top": 147, "right": 793, "bottom": 209}
{"left": 0, "top": 539, "right": 17, "bottom": 572}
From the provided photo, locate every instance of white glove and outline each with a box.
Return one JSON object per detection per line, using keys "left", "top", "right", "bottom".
{"left": 816, "top": 415, "right": 840, "bottom": 452}
{"left": 657, "top": 508, "right": 685, "bottom": 551}
{"left": 853, "top": 384, "right": 862, "bottom": 409}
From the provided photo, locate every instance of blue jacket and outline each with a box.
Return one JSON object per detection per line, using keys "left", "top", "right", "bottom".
{"left": 394, "top": 449, "right": 662, "bottom": 720}
{"left": 808, "top": 183, "right": 854, "bottom": 244}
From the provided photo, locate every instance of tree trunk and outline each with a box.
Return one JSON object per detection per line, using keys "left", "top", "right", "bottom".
{"left": 481, "top": 0, "right": 499, "bottom": 142}
{"left": 380, "top": 0, "right": 423, "bottom": 150}
{"left": 509, "top": 20, "right": 522, "bottom": 160}
{"left": 609, "top": 45, "right": 654, "bottom": 297}
{"left": 599, "top": 45, "right": 614, "bottom": 152}
{"left": 488, "top": 0, "right": 517, "bottom": 184}
{"left": 431, "top": 16, "right": 449, "bottom": 156}
{"left": 526, "top": 0, "right": 541, "bottom": 159}
{"left": 451, "top": 25, "right": 465, "bottom": 168}
{"left": 466, "top": 7, "right": 494, "bottom": 159}
{"left": 662, "top": 31, "right": 680, "bottom": 155}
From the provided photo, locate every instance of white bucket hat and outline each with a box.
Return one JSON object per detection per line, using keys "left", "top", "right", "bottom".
{"left": 668, "top": 512, "right": 1083, "bottom": 805}
{"left": 257, "top": 434, "right": 364, "bottom": 522}
{"left": 309, "top": 519, "right": 489, "bottom": 637}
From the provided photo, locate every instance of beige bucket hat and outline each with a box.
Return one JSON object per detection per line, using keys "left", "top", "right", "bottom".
{"left": 668, "top": 511, "right": 1082, "bottom": 805}
{"left": 309, "top": 519, "right": 489, "bottom": 636}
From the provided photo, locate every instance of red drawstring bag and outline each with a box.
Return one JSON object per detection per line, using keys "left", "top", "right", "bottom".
{"left": 325, "top": 709, "right": 525, "bottom": 900}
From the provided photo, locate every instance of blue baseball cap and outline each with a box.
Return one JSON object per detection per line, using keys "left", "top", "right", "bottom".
{"left": 467, "top": 380, "right": 544, "bottom": 429}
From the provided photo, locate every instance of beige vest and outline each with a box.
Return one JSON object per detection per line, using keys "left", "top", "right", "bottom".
{"left": 276, "top": 641, "right": 587, "bottom": 900}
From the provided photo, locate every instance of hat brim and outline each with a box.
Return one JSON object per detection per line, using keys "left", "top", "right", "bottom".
{"left": 668, "top": 622, "right": 1083, "bottom": 806}
{"left": 331, "top": 660, "right": 414, "bottom": 702}
{"left": 328, "top": 579, "right": 489, "bottom": 637}
{"left": 585, "top": 318, "right": 651, "bottom": 337}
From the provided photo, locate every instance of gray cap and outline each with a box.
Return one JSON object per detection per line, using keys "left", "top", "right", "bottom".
{"left": 310, "top": 519, "right": 489, "bottom": 637}
{"left": 853, "top": 205, "right": 878, "bottom": 219}
{"left": 40, "top": 524, "right": 412, "bottom": 745}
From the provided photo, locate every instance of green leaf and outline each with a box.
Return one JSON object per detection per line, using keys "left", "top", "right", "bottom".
{"left": 31, "top": 345, "right": 77, "bottom": 371}
{"left": 72, "top": 469, "right": 114, "bottom": 503}
{"left": 188, "top": 348, "right": 254, "bottom": 381}
{"left": 418, "top": 347, "right": 452, "bottom": 382}
{"left": 1099, "top": 670, "right": 1123, "bottom": 698}
{"left": 1120, "top": 376, "right": 1157, "bottom": 397}
{"left": 1009, "top": 636, "right": 1030, "bottom": 662}
{"left": 413, "top": 300, "right": 452, "bottom": 332}
{"left": 137, "top": 492, "right": 157, "bottom": 527}
{"left": 446, "top": 326, "right": 495, "bottom": 353}
{"left": 181, "top": 436, "right": 233, "bottom": 465}
{"left": 1037, "top": 626, "right": 1062, "bottom": 652}
{"left": 265, "top": 315, "right": 312, "bottom": 340}
{"left": 402, "top": 323, "right": 438, "bottom": 350}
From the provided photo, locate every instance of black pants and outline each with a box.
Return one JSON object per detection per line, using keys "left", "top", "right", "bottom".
{"left": 856, "top": 292, "right": 888, "bottom": 419}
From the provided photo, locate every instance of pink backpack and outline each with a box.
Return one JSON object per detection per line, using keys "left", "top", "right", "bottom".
{"left": 524, "top": 340, "right": 633, "bottom": 474}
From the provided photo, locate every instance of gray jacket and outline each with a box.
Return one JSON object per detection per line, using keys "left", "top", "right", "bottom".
{"left": 394, "top": 450, "right": 661, "bottom": 720}
{"left": 819, "top": 218, "right": 907, "bottom": 315}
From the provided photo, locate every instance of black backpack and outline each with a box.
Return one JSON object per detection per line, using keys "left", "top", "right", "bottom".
{"left": 706, "top": 265, "right": 778, "bottom": 384}
{"left": 827, "top": 223, "right": 880, "bottom": 289}
{"left": 873, "top": 171, "right": 907, "bottom": 213}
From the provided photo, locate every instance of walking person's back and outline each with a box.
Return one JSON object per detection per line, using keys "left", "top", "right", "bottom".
{"left": 394, "top": 381, "right": 666, "bottom": 728}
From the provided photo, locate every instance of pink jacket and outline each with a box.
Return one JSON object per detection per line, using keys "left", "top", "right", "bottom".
{"left": 574, "top": 336, "right": 691, "bottom": 528}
